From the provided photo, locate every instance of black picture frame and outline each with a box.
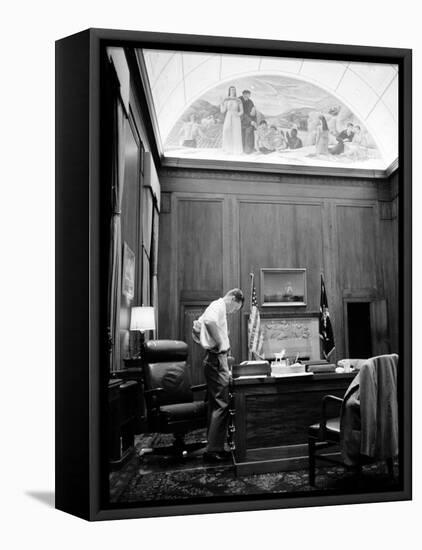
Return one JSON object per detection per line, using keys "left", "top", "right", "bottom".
{"left": 56, "top": 28, "right": 412, "bottom": 521}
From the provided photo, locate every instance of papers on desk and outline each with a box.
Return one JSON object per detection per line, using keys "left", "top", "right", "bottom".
{"left": 236, "top": 375, "right": 268, "bottom": 380}
{"left": 235, "top": 372, "right": 314, "bottom": 380}
{"left": 271, "top": 372, "right": 313, "bottom": 378}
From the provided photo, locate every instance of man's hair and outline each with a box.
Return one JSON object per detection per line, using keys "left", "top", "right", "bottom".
{"left": 242, "top": 89, "right": 251, "bottom": 94}
{"left": 259, "top": 120, "right": 267, "bottom": 126}
{"left": 225, "top": 288, "right": 245, "bottom": 306}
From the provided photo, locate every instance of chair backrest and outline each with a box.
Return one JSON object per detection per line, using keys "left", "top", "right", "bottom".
{"left": 144, "top": 340, "right": 193, "bottom": 406}
{"left": 359, "top": 354, "right": 398, "bottom": 459}
{"left": 341, "top": 353, "right": 398, "bottom": 461}
{"left": 337, "top": 358, "right": 367, "bottom": 371}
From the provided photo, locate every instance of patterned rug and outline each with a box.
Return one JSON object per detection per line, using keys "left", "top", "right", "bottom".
{"left": 109, "top": 429, "right": 399, "bottom": 504}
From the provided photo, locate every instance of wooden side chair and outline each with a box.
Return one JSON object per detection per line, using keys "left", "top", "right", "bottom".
{"left": 308, "top": 354, "right": 398, "bottom": 487}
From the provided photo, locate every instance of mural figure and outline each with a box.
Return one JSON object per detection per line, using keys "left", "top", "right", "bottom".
{"left": 239, "top": 89, "right": 257, "bottom": 154}
{"left": 286, "top": 128, "right": 303, "bottom": 149}
{"left": 346, "top": 125, "right": 368, "bottom": 161}
{"left": 220, "top": 86, "right": 243, "bottom": 154}
{"left": 315, "top": 115, "right": 330, "bottom": 155}
{"left": 179, "top": 113, "right": 203, "bottom": 148}
{"left": 329, "top": 122, "right": 355, "bottom": 155}
{"left": 257, "top": 120, "right": 274, "bottom": 154}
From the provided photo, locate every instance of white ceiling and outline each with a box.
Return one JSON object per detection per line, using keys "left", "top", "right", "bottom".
{"left": 140, "top": 49, "right": 398, "bottom": 172}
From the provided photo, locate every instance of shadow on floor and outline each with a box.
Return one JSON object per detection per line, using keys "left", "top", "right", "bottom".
{"left": 25, "top": 491, "right": 55, "bottom": 508}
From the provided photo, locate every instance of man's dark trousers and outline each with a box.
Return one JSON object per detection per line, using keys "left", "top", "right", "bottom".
{"left": 203, "top": 351, "right": 230, "bottom": 452}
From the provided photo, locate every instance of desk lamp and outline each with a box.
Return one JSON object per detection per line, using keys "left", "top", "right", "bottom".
{"left": 130, "top": 306, "right": 156, "bottom": 360}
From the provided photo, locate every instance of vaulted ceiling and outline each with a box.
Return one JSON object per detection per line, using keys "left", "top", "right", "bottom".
{"left": 139, "top": 49, "right": 398, "bottom": 175}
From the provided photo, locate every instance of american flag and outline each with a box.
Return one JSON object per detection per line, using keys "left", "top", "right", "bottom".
{"left": 248, "top": 282, "right": 264, "bottom": 360}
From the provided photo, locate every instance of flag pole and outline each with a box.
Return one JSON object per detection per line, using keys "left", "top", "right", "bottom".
{"left": 249, "top": 272, "right": 254, "bottom": 311}
{"left": 319, "top": 273, "right": 323, "bottom": 360}
{"left": 248, "top": 272, "right": 254, "bottom": 360}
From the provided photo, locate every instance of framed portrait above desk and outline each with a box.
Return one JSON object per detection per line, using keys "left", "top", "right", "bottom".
{"left": 261, "top": 268, "right": 307, "bottom": 307}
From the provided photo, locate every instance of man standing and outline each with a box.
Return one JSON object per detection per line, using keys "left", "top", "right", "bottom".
{"left": 194, "top": 288, "right": 244, "bottom": 463}
{"left": 239, "top": 90, "right": 256, "bottom": 154}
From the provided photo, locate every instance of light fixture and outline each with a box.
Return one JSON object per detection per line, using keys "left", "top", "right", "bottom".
{"left": 130, "top": 306, "right": 155, "bottom": 358}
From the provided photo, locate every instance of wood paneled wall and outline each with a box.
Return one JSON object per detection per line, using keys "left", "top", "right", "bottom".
{"left": 378, "top": 171, "right": 399, "bottom": 353}
{"left": 119, "top": 117, "right": 143, "bottom": 363}
{"left": 157, "top": 168, "right": 399, "bottom": 381}
{"left": 114, "top": 66, "right": 161, "bottom": 367}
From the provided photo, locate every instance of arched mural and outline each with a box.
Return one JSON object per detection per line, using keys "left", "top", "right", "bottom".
{"left": 141, "top": 49, "right": 398, "bottom": 172}
{"left": 163, "top": 75, "right": 381, "bottom": 169}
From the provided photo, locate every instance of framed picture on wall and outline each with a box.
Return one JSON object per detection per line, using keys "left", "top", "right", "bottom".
{"left": 261, "top": 268, "right": 307, "bottom": 307}
{"left": 122, "top": 242, "right": 136, "bottom": 302}
{"left": 261, "top": 315, "right": 319, "bottom": 359}
{"left": 56, "top": 28, "right": 412, "bottom": 522}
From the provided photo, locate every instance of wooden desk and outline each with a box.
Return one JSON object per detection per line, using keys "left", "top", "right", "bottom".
{"left": 230, "top": 372, "right": 356, "bottom": 475}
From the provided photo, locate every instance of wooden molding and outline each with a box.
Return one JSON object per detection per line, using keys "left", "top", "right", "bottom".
{"left": 161, "top": 156, "right": 389, "bottom": 179}
{"left": 385, "top": 157, "right": 399, "bottom": 177}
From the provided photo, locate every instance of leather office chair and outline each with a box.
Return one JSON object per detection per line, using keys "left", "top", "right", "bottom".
{"left": 308, "top": 354, "right": 398, "bottom": 486}
{"left": 141, "top": 340, "right": 207, "bottom": 457}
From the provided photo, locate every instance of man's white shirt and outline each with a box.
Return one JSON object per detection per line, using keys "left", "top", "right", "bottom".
{"left": 198, "top": 298, "right": 230, "bottom": 351}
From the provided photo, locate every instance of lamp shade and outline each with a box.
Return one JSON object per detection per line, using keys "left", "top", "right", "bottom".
{"left": 130, "top": 306, "right": 156, "bottom": 332}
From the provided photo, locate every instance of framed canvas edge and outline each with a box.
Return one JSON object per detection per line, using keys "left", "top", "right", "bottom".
{"left": 91, "top": 488, "right": 411, "bottom": 521}
{"left": 55, "top": 28, "right": 412, "bottom": 522}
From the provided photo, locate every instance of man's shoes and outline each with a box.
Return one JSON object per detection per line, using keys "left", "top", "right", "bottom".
{"left": 203, "top": 450, "right": 232, "bottom": 463}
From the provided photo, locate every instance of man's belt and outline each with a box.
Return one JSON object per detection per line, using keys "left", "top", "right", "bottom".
{"left": 207, "top": 348, "right": 229, "bottom": 356}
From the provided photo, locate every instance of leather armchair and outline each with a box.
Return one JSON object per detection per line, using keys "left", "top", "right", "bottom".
{"left": 141, "top": 340, "right": 207, "bottom": 457}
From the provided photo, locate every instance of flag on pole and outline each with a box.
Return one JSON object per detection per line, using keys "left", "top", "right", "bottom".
{"left": 319, "top": 274, "right": 335, "bottom": 359}
{"left": 248, "top": 275, "right": 264, "bottom": 360}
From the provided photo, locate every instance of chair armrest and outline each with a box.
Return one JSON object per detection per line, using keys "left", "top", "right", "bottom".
{"left": 191, "top": 384, "right": 207, "bottom": 392}
{"left": 321, "top": 395, "right": 343, "bottom": 430}
{"left": 143, "top": 387, "right": 164, "bottom": 396}
{"left": 143, "top": 387, "right": 164, "bottom": 408}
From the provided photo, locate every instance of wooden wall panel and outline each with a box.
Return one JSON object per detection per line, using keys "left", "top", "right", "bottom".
{"left": 336, "top": 205, "right": 377, "bottom": 291}
{"left": 119, "top": 121, "right": 141, "bottom": 364}
{"left": 157, "top": 198, "right": 225, "bottom": 377}
{"left": 177, "top": 199, "right": 224, "bottom": 294}
{"left": 157, "top": 196, "right": 173, "bottom": 337}
{"left": 294, "top": 204, "right": 325, "bottom": 311}
{"left": 116, "top": 82, "right": 161, "bottom": 366}
{"left": 120, "top": 123, "right": 141, "bottom": 271}
{"left": 239, "top": 202, "right": 323, "bottom": 312}
{"left": 181, "top": 305, "right": 207, "bottom": 385}
{"left": 379, "top": 171, "right": 399, "bottom": 353}
{"left": 239, "top": 202, "right": 296, "bottom": 279}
